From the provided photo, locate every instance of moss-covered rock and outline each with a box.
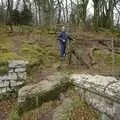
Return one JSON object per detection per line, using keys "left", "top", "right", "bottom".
{"left": 18, "top": 72, "right": 70, "bottom": 114}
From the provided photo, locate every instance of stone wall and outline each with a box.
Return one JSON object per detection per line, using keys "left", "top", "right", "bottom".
{"left": 70, "top": 74, "right": 120, "bottom": 120}
{"left": 0, "top": 60, "right": 28, "bottom": 94}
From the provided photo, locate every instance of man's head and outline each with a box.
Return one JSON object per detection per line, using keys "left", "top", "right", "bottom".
{"left": 62, "top": 26, "right": 65, "bottom": 32}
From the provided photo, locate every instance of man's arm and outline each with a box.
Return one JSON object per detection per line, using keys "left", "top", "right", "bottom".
{"left": 58, "top": 32, "right": 62, "bottom": 41}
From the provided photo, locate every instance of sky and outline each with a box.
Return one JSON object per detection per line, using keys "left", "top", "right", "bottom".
{"left": 87, "top": 0, "right": 94, "bottom": 16}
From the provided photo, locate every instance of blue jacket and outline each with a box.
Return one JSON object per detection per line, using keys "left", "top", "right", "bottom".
{"left": 58, "top": 32, "right": 69, "bottom": 43}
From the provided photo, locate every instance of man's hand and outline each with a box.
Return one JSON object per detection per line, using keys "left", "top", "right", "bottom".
{"left": 62, "top": 39, "right": 65, "bottom": 43}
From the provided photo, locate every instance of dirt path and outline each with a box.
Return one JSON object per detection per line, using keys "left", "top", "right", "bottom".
{"left": 37, "top": 110, "right": 54, "bottom": 120}
{"left": 12, "top": 35, "right": 22, "bottom": 54}
{"left": 30, "top": 62, "right": 60, "bottom": 84}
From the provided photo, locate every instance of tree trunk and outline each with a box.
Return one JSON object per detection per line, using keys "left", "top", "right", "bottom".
{"left": 7, "top": 0, "right": 13, "bottom": 32}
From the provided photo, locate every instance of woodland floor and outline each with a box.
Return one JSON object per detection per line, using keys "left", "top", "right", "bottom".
{"left": 0, "top": 26, "right": 119, "bottom": 120}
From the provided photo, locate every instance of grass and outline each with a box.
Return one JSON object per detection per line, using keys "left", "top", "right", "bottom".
{"left": 0, "top": 27, "right": 58, "bottom": 76}
{"left": 20, "top": 100, "right": 60, "bottom": 120}
{"left": 0, "top": 52, "right": 20, "bottom": 75}
{"left": 0, "top": 26, "right": 119, "bottom": 120}
{"left": 0, "top": 34, "right": 14, "bottom": 50}
{"left": 94, "top": 50, "right": 120, "bottom": 65}
{"left": 9, "top": 111, "right": 20, "bottom": 120}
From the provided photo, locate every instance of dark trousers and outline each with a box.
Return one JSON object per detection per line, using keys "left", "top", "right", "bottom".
{"left": 60, "top": 41, "right": 66, "bottom": 57}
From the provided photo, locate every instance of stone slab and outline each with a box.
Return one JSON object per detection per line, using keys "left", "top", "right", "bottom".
{"left": 18, "top": 72, "right": 69, "bottom": 105}
{"left": 8, "top": 73, "right": 17, "bottom": 80}
{"left": 9, "top": 69, "right": 14, "bottom": 73}
{"left": 0, "top": 81, "right": 9, "bottom": 88}
{"left": 0, "top": 75, "right": 9, "bottom": 81}
{"left": 15, "top": 68, "right": 26, "bottom": 73}
{"left": 17, "top": 72, "right": 27, "bottom": 80}
{"left": 9, "top": 60, "right": 28, "bottom": 68}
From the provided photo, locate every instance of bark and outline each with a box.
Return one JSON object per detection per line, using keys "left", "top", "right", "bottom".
{"left": 7, "top": 0, "right": 13, "bottom": 31}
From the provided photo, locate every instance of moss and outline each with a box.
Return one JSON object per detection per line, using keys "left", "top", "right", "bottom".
{"left": 21, "top": 44, "right": 45, "bottom": 65}
{"left": 0, "top": 66, "right": 8, "bottom": 76}
{"left": 9, "top": 111, "right": 20, "bottom": 120}
{"left": 94, "top": 50, "right": 120, "bottom": 66}
{"left": 0, "top": 52, "right": 22, "bottom": 75}
{"left": 0, "top": 52, "right": 21, "bottom": 64}
{"left": 0, "top": 34, "right": 14, "bottom": 50}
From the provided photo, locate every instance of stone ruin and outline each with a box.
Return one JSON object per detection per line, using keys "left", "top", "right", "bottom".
{"left": 18, "top": 73, "right": 120, "bottom": 120}
{"left": 70, "top": 74, "right": 120, "bottom": 120}
{"left": 0, "top": 60, "right": 28, "bottom": 94}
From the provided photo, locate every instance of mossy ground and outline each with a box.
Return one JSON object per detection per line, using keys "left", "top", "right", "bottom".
{"left": 93, "top": 50, "right": 120, "bottom": 75}
{"left": 0, "top": 26, "right": 59, "bottom": 77}
{"left": 0, "top": 26, "right": 119, "bottom": 120}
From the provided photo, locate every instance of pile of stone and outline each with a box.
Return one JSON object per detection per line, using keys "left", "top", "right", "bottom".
{"left": 0, "top": 60, "right": 28, "bottom": 94}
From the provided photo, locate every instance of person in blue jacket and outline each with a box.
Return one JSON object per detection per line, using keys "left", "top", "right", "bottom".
{"left": 58, "top": 26, "right": 72, "bottom": 58}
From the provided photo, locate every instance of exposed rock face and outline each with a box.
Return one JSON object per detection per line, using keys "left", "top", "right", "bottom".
{"left": 70, "top": 74, "right": 120, "bottom": 120}
{"left": 18, "top": 72, "right": 70, "bottom": 113}
{"left": 0, "top": 60, "right": 28, "bottom": 94}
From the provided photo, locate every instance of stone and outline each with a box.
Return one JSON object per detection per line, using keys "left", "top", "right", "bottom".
{"left": 70, "top": 74, "right": 120, "bottom": 120}
{"left": 9, "top": 68, "right": 14, "bottom": 73}
{"left": 15, "top": 68, "right": 26, "bottom": 73}
{"left": 9, "top": 60, "right": 28, "bottom": 68}
{"left": 10, "top": 81, "right": 17, "bottom": 87}
{"left": 18, "top": 73, "right": 69, "bottom": 112}
{"left": 17, "top": 72, "right": 27, "bottom": 80}
{"left": 8, "top": 73, "right": 17, "bottom": 80}
{"left": 0, "top": 81, "right": 9, "bottom": 88}
{"left": 105, "top": 81, "right": 120, "bottom": 99}
{"left": 0, "top": 88, "right": 7, "bottom": 94}
{"left": 0, "top": 60, "right": 28, "bottom": 96}
{"left": 16, "top": 81, "right": 24, "bottom": 86}
{"left": 10, "top": 81, "right": 24, "bottom": 87}
{"left": 70, "top": 74, "right": 118, "bottom": 95}
{"left": 0, "top": 75, "right": 9, "bottom": 81}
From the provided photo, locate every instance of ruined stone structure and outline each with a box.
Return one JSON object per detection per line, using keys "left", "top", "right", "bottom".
{"left": 18, "top": 73, "right": 69, "bottom": 113}
{"left": 70, "top": 74, "right": 120, "bottom": 120}
{"left": 17, "top": 71, "right": 120, "bottom": 120}
{"left": 0, "top": 60, "right": 28, "bottom": 94}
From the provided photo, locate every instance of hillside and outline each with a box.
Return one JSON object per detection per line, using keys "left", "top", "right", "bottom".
{"left": 0, "top": 26, "right": 120, "bottom": 120}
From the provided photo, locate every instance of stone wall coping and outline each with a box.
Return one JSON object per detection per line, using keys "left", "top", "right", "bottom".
{"left": 9, "top": 60, "right": 28, "bottom": 68}
{"left": 70, "top": 74, "right": 120, "bottom": 103}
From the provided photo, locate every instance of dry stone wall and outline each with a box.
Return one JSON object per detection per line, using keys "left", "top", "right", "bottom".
{"left": 0, "top": 60, "right": 28, "bottom": 94}
{"left": 70, "top": 74, "right": 120, "bottom": 120}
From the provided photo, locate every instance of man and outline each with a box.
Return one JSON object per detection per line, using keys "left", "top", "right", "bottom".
{"left": 58, "top": 26, "right": 72, "bottom": 58}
